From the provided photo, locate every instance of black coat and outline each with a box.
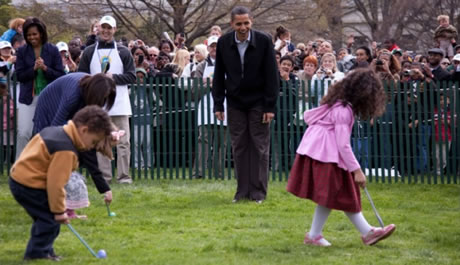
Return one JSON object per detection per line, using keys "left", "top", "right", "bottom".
{"left": 212, "top": 29, "right": 279, "bottom": 113}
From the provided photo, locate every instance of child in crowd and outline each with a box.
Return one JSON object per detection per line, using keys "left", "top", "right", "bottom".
{"left": 434, "top": 15, "right": 457, "bottom": 60}
{"left": 287, "top": 69, "right": 396, "bottom": 246}
{"left": 9, "top": 105, "right": 112, "bottom": 261}
{"left": 0, "top": 18, "right": 25, "bottom": 43}
{"left": 434, "top": 93, "right": 452, "bottom": 175}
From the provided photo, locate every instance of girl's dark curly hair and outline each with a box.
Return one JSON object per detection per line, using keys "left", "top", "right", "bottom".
{"left": 320, "top": 68, "right": 387, "bottom": 120}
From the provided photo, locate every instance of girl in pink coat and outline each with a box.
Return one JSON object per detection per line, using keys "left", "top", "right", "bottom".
{"left": 287, "top": 68, "right": 395, "bottom": 246}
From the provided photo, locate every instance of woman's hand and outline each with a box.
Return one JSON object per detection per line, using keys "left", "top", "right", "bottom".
{"left": 35, "top": 57, "right": 47, "bottom": 71}
{"left": 104, "top": 190, "right": 113, "bottom": 204}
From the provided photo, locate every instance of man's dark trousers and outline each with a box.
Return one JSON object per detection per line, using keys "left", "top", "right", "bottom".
{"left": 228, "top": 106, "right": 270, "bottom": 201}
{"left": 9, "top": 177, "right": 60, "bottom": 259}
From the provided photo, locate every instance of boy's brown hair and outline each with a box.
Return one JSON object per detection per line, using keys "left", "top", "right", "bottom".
{"left": 72, "top": 105, "right": 112, "bottom": 136}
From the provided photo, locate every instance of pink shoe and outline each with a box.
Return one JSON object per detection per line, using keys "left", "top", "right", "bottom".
{"left": 361, "top": 224, "right": 396, "bottom": 245}
{"left": 303, "top": 233, "right": 332, "bottom": 247}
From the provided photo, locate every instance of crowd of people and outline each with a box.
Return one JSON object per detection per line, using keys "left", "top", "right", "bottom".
{"left": 0, "top": 13, "right": 459, "bottom": 179}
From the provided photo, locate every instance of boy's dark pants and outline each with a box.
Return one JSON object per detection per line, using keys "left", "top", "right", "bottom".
{"left": 9, "top": 177, "right": 60, "bottom": 259}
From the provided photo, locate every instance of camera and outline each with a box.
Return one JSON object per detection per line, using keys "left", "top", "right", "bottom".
{"left": 403, "top": 70, "right": 411, "bottom": 76}
{"left": 138, "top": 55, "right": 144, "bottom": 64}
{"left": 376, "top": 59, "right": 383, "bottom": 66}
{"left": 65, "top": 52, "right": 69, "bottom": 59}
{"left": 312, "top": 42, "right": 318, "bottom": 49}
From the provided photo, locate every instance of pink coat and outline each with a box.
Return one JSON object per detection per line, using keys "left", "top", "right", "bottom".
{"left": 296, "top": 102, "right": 361, "bottom": 172}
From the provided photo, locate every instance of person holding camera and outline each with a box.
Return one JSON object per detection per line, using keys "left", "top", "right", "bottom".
{"left": 310, "top": 52, "right": 344, "bottom": 106}
{"left": 370, "top": 50, "right": 401, "bottom": 82}
{"left": 56, "top": 42, "right": 77, "bottom": 74}
{"left": 131, "top": 45, "right": 149, "bottom": 72}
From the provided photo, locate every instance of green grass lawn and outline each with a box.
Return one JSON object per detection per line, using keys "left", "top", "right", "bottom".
{"left": 0, "top": 177, "right": 459, "bottom": 265}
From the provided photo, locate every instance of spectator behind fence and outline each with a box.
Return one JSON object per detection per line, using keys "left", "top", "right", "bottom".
{"left": 56, "top": 41, "right": 77, "bottom": 73}
{"left": 297, "top": 55, "right": 318, "bottom": 86}
{"left": 383, "top": 38, "right": 400, "bottom": 52}
{"left": 440, "top": 58, "right": 450, "bottom": 70}
{"left": 311, "top": 52, "right": 345, "bottom": 105}
{"left": 131, "top": 45, "right": 149, "bottom": 73}
{"left": 272, "top": 55, "right": 298, "bottom": 171}
{"left": 274, "top": 25, "right": 294, "bottom": 57}
{"left": 78, "top": 15, "right": 136, "bottom": 184}
{"left": 85, "top": 20, "right": 99, "bottom": 47}
{"left": 147, "top": 46, "right": 159, "bottom": 67}
{"left": 182, "top": 44, "right": 207, "bottom": 78}
{"left": 317, "top": 41, "right": 333, "bottom": 61}
{"left": 427, "top": 48, "right": 451, "bottom": 83}
{"left": 212, "top": 6, "right": 279, "bottom": 203}
{"left": 171, "top": 49, "right": 190, "bottom": 77}
{"left": 15, "top": 17, "right": 65, "bottom": 159}
{"left": 0, "top": 18, "right": 24, "bottom": 43}
{"left": 193, "top": 35, "right": 228, "bottom": 179}
{"left": 434, "top": 15, "right": 457, "bottom": 60}
{"left": 159, "top": 39, "right": 174, "bottom": 56}
{"left": 371, "top": 50, "right": 401, "bottom": 82}
{"left": 132, "top": 67, "right": 161, "bottom": 169}
{"left": 434, "top": 93, "right": 451, "bottom": 175}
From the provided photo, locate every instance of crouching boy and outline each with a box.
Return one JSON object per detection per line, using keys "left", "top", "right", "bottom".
{"left": 9, "top": 105, "right": 112, "bottom": 261}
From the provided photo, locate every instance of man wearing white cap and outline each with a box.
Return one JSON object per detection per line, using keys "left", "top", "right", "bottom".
{"left": 78, "top": 15, "right": 136, "bottom": 184}
{"left": 56, "top": 41, "right": 76, "bottom": 73}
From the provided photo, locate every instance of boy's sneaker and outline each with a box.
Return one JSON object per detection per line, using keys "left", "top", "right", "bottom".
{"left": 303, "top": 233, "right": 332, "bottom": 247}
{"left": 361, "top": 224, "right": 396, "bottom": 245}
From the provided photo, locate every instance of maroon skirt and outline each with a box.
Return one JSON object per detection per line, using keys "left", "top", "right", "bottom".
{"left": 287, "top": 154, "right": 361, "bottom": 212}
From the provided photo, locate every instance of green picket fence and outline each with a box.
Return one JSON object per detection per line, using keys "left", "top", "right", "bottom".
{"left": 1, "top": 76, "right": 459, "bottom": 183}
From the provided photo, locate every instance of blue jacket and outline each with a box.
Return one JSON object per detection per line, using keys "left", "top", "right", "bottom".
{"left": 15, "top": 42, "right": 65, "bottom": 105}
{"left": 32, "top": 72, "right": 87, "bottom": 134}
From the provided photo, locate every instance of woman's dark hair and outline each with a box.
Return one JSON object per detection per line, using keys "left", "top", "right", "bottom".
{"left": 79, "top": 74, "right": 116, "bottom": 111}
{"left": 274, "top": 25, "right": 289, "bottom": 42}
{"left": 23, "top": 17, "right": 48, "bottom": 45}
{"left": 158, "top": 39, "right": 174, "bottom": 52}
{"left": 320, "top": 68, "right": 387, "bottom": 120}
{"left": 73, "top": 105, "right": 112, "bottom": 136}
{"left": 356, "top": 46, "right": 372, "bottom": 63}
{"left": 130, "top": 45, "right": 148, "bottom": 57}
{"left": 418, "top": 55, "right": 428, "bottom": 63}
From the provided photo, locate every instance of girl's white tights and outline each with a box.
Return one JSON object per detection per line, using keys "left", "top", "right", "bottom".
{"left": 309, "top": 204, "right": 373, "bottom": 238}
{"left": 344, "top": 211, "right": 372, "bottom": 235}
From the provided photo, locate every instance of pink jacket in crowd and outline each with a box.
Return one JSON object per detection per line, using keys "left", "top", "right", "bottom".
{"left": 296, "top": 102, "right": 361, "bottom": 172}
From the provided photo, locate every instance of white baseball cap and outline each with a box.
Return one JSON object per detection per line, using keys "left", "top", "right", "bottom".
{"left": 207, "top": 35, "right": 219, "bottom": 46}
{"left": 56, "top": 41, "right": 68, "bottom": 52}
{"left": 453, "top": 54, "right": 460, "bottom": 62}
{"left": 0, "top": 41, "right": 12, "bottom": 49}
{"left": 100, "top": 15, "right": 116, "bottom": 28}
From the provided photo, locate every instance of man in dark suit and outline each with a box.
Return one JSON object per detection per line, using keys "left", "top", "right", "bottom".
{"left": 212, "top": 6, "right": 279, "bottom": 203}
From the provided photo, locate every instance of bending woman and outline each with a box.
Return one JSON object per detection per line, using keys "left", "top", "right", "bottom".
{"left": 33, "top": 72, "right": 116, "bottom": 218}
